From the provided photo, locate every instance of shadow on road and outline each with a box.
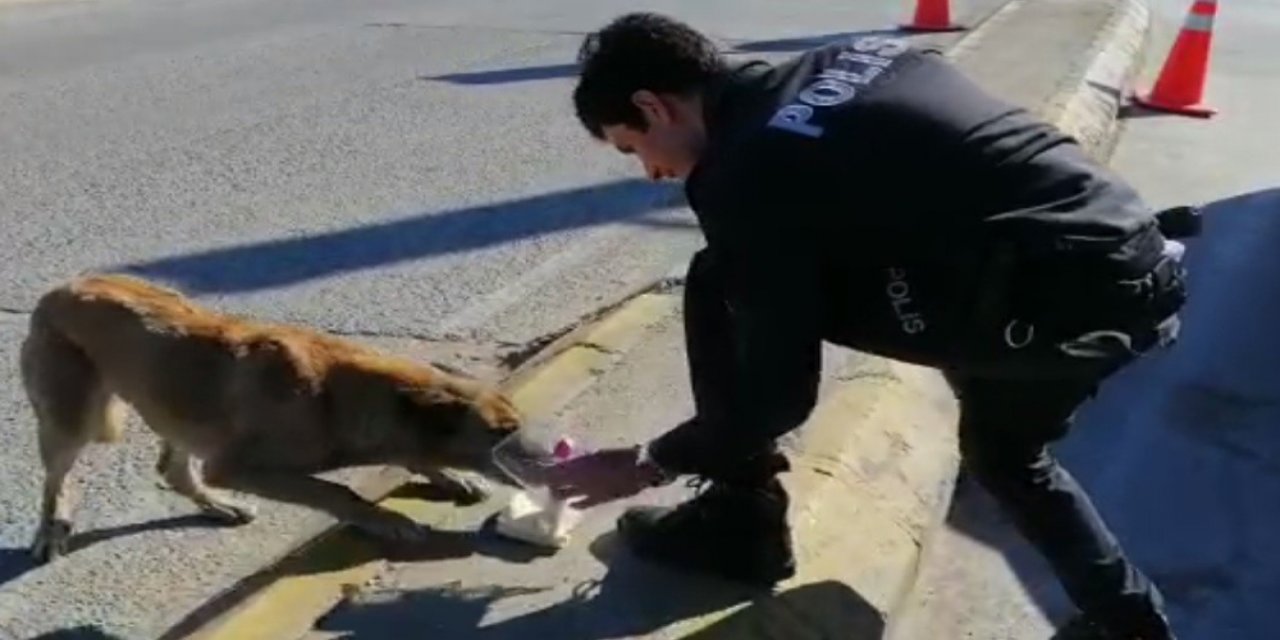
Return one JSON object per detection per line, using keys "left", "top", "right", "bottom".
{"left": 682, "top": 580, "right": 883, "bottom": 640}
{"left": 28, "top": 626, "right": 127, "bottom": 640}
{"left": 14, "top": 494, "right": 487, "bottom": 596}
{"left": 728, "top": 29, "right": 907, "bottom": 53}
{"left": 68, "top": 514, "right": 233, "bottom": 554}
{"left": 157, "top": 482, "right": 555, "bottom": 640}
{"left": 947, "top": 188, "right": 1280, "bottom": 638}
{"left": 422, "top": 63, "right": 580, "bottom": 85}
{"left": 1117, "top": 102, "right": 1189, "bottom": 120}
{"left": 311, "top": 531, "right": 882, "bottom": 639}
{"left": 121, "top": 178, "right": 678, "bottom": 295}
{"left": 1, "top": 514, "right": 263, "bottom": 589}
{"left": 0, "top": 546, "right": 38, "bottom": 588}
{"left": 419, "top": 29, "right": 930, "bottom": 88}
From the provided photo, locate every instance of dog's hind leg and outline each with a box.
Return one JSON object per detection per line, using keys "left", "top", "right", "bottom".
{"left": 30, "top": 427, "right": 86, "bottom": 563}
{"left": 156, "top": 442, "right": 256, "bottom": 525}
{"left": 20, "top": 316, "right": 120, "bottom": 563}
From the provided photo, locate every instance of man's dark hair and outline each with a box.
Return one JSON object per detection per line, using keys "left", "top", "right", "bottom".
{"left": 574, "top": 13, "right": 727, "bottom": 139}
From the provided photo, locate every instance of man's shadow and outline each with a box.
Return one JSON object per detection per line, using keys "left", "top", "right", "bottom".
{"left": 945, "top": 188, "right": 1280, "bottom": 637}
{"left": 310, "top": 532, "right": 885, "bottom": 640}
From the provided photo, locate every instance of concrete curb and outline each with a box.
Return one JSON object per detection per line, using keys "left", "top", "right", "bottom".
{"left": 949, "top": 0, "right": 1151, "bottom": 162}
{"left": 1046, "top": 0, "right": 1151, "bottom": 162}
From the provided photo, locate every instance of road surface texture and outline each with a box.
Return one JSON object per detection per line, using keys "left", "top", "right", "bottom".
{"left": 892, "top": 0, "right": 1280, "bottom": 637}
{"left": 0, "top": 0, "right": 1003, "bottom": 637}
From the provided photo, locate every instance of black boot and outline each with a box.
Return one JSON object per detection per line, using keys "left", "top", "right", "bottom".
{"left": 1054, "top": 615, "right": 1122, "bottom": 640}
{"left": 1054, "top": 611, "right": 1179, "bottom": 640}
{"left": 617, "top": 477, "right": 795, "bottom": 587}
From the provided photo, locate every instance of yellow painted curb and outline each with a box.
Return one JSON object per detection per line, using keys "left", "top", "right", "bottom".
{"left": 181, "top": 292, "right": 680, "bottom": 640}
{"left": 183, "top": 494, "right": 443, "bottom": 640}
{"left": 511, "top": 293, "right": 678, "bottom": 419}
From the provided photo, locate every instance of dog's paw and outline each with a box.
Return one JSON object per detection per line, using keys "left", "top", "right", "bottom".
{"left": 200, "top": 500, "right": 257, "bottom": 525}
{"left": 30, "top": 519, "right": 72, "bottom": 564}
{"left": 360, "top": 511, "right": 432, "bottom": 545}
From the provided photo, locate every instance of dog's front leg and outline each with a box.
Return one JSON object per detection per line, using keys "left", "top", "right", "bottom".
{"left": 418, "top": 468, "right": 491, "bottom": 506}
{"left": 204, "top": 460, "right": 430, "bottom": 544}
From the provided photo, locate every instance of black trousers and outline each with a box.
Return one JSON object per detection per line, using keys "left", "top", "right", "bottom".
{"left": 680, "top": 249, "right": 1174, "bottom": 636}
{"left": 943, "top": 373, "right": 1172, "bottom": 637}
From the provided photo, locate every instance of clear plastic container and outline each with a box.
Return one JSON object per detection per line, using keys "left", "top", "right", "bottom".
{"left": 490, "top": 431, "right": 582, "bottom": 548}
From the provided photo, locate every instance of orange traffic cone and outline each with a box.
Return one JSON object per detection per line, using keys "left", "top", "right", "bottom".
{"left": 1134, "top": 0, "right": 1217, "bottom": 117}
{"left": 901, "top": 0, "right": 964, "bottom": 32}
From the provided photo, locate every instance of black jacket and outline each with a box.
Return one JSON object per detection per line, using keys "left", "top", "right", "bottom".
{"left": 649, "top": 36, "right": 1169, "bottom": 478}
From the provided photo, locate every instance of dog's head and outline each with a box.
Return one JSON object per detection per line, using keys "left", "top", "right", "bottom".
{"left": 394, "top": 379, "right": 523, "bottom": 476}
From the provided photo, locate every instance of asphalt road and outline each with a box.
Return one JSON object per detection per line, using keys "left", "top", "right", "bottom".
{"left": 893, "top": 0, "right": 1280, "bottom": 637}
{"left": 0, "top": 0, "right": 1002, "bottom": 637}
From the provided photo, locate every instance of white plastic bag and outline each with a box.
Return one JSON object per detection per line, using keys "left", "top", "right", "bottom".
{"left": 491, "top": 432, "right": 581, "bottom": 548}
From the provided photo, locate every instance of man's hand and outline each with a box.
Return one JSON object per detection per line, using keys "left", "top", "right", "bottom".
{"left": 545, "top": 446, "right": 670, "bottom": 509}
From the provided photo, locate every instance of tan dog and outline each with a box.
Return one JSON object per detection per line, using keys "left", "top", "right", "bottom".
{"left": 20, "top": 274, "right": 522, "bottom": 563}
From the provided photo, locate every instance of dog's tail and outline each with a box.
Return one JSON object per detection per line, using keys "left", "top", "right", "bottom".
{"left": 22, "top": 287, "right": 126, "bottom": 445}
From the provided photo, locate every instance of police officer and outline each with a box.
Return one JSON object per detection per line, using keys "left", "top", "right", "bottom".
{"left": 549, "top": 12, "right": 1188, "bottom": 640}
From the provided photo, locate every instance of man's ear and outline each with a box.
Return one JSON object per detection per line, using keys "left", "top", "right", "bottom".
{"left": 631, "top": 90, "right": 673, "bottom": 126}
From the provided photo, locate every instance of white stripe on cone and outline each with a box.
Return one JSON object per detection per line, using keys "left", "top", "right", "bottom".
{"left": 1184, "top": 13, "right": 1214, "bottom": 33}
